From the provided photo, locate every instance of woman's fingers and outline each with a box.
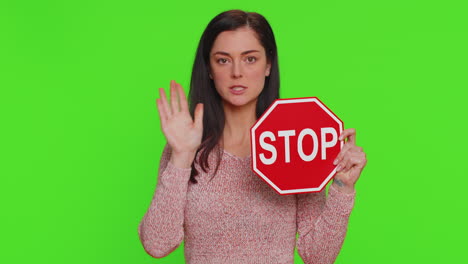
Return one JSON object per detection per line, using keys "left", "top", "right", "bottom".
{"left": 334, "top": 128, "right": 356, "bottom": 165}
{"left": 339, "top": 128, "right": 356, "bottom": 144}
{"left": 176, "top": 81, "right": 189, "bottom": 113}
{"left": 156, "top": 99, "right": 167, "bottom": 131}
{"left": 334, "top": 128, "right": 357, "bottom": 169}
{"left": 336, "top": 151, "right": 351, "bottom": 172}
{"left": 159, "top": 87, "right": 172, "bottom": 117}
{"left": 333, "top": 142, "right": 351, "bottom": 165}
{"left": 156, "top": 98, "right": 168, "bottom": 125}
{"left": 335, "top": 148, "right": 350, "bottom": 172}
{"left": 194, "top": 103, "right": 204, "bottom": 131}
{"left": 156, "top": 81, "right": 203, "bottom": 155}
{"left": 340, "top": 152, "right": 358, "bottom": 172}
{"left": 170, "top": 80, "right": 179, "bottom": 114}
{"left": 336, "top": 146, "right": 366, "bottom": 172}
{"left": 158, "top": 80, "right": 193, "bottom": 122}
{"left": 333, "top": 128, "right": 367, "bottom": 187}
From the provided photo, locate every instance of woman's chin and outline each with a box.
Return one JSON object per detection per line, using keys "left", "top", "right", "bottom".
{"left": 223, "top": 97, "right": 257, "bottom": 109}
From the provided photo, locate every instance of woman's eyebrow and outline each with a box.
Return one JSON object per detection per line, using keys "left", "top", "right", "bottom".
{"left": 212, "top": 50, "right": 260, "bottom": 56}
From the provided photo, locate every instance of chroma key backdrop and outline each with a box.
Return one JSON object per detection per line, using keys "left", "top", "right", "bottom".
{"left": 1, "top": 0, "right": 467, "bottom": 263}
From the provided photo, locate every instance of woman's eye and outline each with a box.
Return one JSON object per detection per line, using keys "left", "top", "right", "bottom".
{"left": 246, "top": 56, "right": 257, "bottom": 63}
{"left": 217, "top": 58, "right": 228, "bottom": 64}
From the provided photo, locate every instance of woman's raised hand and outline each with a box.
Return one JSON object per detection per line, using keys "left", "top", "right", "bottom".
{"left": 156, "top": 80, "right": 203, "bottom": 168}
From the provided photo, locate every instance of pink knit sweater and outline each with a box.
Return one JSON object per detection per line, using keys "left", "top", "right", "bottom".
{"left": 138, "top": 145, "right": 355, "bottom": 264}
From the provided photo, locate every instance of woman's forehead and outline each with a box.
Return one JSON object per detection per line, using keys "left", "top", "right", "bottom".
{"left": 211, "top": 27, "right": 264, "bottom": 55}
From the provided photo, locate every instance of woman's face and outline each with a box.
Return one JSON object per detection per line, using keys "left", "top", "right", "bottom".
{"left": 209, "top": 26, "right": 271, "bottom": 109}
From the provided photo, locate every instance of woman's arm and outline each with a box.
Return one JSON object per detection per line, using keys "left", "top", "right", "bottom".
{"left": 138, "top": 145, "right": 192, "bottom": 258}
{"left": 138, "top": 80, "right": 203, "bottom": 257}
{"left": 296, "top": 183, "right": 355, "bottom": 264}
{"left": 297, "top": 128, "right": 366, "bottom": 263}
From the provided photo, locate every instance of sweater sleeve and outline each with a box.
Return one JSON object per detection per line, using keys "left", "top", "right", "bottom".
{"left": 296, "top": 183, "right": 356, "bottom": 264}
{"left": 138, "top": 144, "right": 192, "bottom": 258}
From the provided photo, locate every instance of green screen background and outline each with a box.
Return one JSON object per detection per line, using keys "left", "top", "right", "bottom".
{"left": 2, "top": 0, "right": 467, "bottom": 263}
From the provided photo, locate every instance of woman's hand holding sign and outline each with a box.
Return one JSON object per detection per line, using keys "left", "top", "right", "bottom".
{"left": 156, "top": 80, "right": 204, "bottom": 168}
{"left": 332, "top": 128, "right": 367, "bottom": 193}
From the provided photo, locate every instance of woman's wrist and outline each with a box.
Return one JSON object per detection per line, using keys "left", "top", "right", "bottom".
{"left": 331, "top": 179, "right": 355, "bottom": 194}
{"left": 169, "top": 151, "right": 196, "bottom": 169}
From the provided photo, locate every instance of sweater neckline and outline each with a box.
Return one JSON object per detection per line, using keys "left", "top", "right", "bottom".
{"left": 222, "top": 149, "right": 251, "bottom": 161}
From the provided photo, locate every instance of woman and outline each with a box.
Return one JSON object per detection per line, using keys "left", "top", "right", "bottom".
{"left": 139, "top": 9, "right": 367, "bottom": 264}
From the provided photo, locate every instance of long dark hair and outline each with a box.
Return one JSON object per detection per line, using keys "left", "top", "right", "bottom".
{"left": 188, "top": 10, "right": 280, "bottom": 183}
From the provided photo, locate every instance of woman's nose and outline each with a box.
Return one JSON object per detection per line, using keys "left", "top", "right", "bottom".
{"left": 231, "top": 61, "right": 243, "bottom": 78}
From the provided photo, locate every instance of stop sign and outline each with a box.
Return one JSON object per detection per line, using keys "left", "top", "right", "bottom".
{"left": 250, "top": 97, "right": 343, "bottom": 195}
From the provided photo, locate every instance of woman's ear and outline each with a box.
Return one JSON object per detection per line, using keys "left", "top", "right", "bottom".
{"left": 265, "top": 63, "right": 271, "bottom": 77}
{"left": 208, "top": 67, "right": 213, "bottom": 79}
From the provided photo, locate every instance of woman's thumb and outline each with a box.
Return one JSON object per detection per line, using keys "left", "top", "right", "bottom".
{"left": 194, "top": 103, "right": 204, "bottom": 130}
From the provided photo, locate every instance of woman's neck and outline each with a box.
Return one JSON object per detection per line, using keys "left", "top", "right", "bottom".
{"left": 222, "top": 101, "right": 257, "bottom": 147}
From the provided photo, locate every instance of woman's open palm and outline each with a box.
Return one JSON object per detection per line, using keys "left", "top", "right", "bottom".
{"left": 156, "top": 80, "right": 203, "bottom": 156}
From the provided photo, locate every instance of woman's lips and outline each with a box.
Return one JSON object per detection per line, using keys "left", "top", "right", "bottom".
{"left": 229, "top": 85, "right": 247, "bottom": 95}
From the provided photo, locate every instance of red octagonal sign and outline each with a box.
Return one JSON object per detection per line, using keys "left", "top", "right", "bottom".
{"left": 251, "top": 97, "right": 343, "bottom": 195}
